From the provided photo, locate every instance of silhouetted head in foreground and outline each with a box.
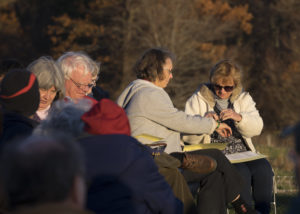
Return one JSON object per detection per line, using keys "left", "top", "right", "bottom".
{"left": 0, "top": 134, "right": 86, "bottom": 211}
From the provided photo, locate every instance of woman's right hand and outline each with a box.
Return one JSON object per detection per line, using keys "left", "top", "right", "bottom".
{"left": 216, "top": 122, "right": 232, "bottom": 137}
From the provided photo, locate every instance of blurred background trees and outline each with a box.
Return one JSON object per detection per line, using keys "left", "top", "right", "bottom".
{"left": 0, "top": 0, "right": 300, "bottom": 132}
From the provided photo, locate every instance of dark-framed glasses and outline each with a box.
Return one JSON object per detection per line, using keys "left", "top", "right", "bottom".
{"left": 163, "top": 68, "right": 173, "bottom": 75}
{"left": 69, "top": 77, "right": 95, "bottom": 89}
{"left": 92, "top": 76, "right": 99, "bottom": 85}
{"left": 214, "top": 84, "right": 234, "bottom": 92}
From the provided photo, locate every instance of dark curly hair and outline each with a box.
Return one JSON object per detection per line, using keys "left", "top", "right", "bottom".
{"left": 134, "top": 48, "right": 175, "bottom": 82}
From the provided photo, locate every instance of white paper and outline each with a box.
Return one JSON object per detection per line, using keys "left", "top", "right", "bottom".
{"left": 226, "top": 151, "right": 266, "bottom": 163}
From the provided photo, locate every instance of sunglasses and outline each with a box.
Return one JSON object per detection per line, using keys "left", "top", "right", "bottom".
{"left": 214, "top": 84, "right": 234, "bottom": 92}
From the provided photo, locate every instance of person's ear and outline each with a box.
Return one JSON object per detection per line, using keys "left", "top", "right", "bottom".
{"left": 70, "top": 175, "right": 86, "bottom": 209}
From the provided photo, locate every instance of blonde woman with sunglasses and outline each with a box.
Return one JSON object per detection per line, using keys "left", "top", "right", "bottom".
{"left": 183, "top": 59, "right": 273, "bottom": 214}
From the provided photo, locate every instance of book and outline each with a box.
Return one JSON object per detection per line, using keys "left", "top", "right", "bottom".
{"left": 183, "top": 143, "right": 228, "bottom": 151}
{"left": 134, "top": 133, "right": 163, "bottom": 143}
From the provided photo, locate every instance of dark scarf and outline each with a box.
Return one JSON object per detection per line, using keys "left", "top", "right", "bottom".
{"left": 210, "top": 99, "right": 249, "bottom": 154}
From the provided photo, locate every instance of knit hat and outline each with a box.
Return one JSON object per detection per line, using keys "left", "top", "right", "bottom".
{"left": 0, "top": 69, "right": 40, "bottom": 117}
{"left": 81, "top": 98, "right": 131, "bottom": 136}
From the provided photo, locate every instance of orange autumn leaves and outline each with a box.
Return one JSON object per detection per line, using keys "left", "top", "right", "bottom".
{"left": 46, "top": 0, "right": 253, "bottom": 64}
{"left": 194, "top": 0, "right": 252, "bottom": 63}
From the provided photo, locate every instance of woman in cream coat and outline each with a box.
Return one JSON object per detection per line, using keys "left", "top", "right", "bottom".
{"left": 184, "top": 60, "right": 273, "bottom": 214}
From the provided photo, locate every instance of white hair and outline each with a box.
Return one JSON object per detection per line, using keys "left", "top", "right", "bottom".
{"left": 56, "top": 51, "right": 100, "bottom": 79}
{"left": 28, "top": 56, "right": 65, "bottom": 99}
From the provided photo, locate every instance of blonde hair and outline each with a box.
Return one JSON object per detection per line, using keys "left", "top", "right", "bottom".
{"left": 209, "top": 59, "right": 242, "bottom": 87}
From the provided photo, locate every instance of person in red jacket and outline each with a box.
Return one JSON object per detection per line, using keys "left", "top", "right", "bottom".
{"left": 81, "top": 99, "right": 197, "bottom": 213}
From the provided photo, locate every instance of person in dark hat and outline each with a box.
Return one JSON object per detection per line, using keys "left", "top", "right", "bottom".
{"left": 0, "top": 69, "right": 40, "bottom": 147}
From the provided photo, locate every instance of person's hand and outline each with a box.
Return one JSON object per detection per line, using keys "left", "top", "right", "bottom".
{"left": 204, "top": 112, "right": 219, "bottom": 121}
{"left": 220, "top": 109, "right": 242, "bottom": 122}
{"left": 215, "top": 122, "right": 232, "bottom": 137}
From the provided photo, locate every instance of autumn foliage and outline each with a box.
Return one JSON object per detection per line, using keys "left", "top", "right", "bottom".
{"left": 0, "top": 0, "right": 299, "bottom": 131}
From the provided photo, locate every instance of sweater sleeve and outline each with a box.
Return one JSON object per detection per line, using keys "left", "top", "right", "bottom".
{"left": 141, "top": 88, "right": 216, "bottom": 135}
{"left": 182, "top": 93, "right": 214, "bottom": 144}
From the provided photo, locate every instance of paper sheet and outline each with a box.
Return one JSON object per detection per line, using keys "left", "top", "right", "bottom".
{"left": 184, "top": 144, "right": 266, "bottom": 163}
{"left": 225, "top": 151, "right": 266, "bottom": 163}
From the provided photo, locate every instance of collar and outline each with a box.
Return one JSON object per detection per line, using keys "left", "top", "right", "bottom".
{"left": 197, "top": 83, "right": 243, "bottom": 107}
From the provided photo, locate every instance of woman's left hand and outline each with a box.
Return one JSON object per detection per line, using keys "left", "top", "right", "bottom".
{"left": 216, "top": 122, "right": 232, "bottom": 137}
{"left": 220, "top": 109, "right": 242, "bottom": 122}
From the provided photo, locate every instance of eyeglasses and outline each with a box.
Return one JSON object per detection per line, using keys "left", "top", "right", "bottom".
{"left": 69, "top": 77, "right": 95, "bottom": 89}
{"left": 92, "top": 76, "right": 99, "bottom": 85}
{"left": 163, "top": 68, "right": 173, "bottom": 75}
{"left": 214, "top": 84, "right": 234, "bottom": 92}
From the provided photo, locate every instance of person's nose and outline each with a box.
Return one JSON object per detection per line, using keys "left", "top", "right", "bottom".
{"left": 42, "top": 91, "right": 50, "bottom": 99}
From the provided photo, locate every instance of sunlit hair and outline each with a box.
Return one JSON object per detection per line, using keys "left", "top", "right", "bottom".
{"left": 209, "top": 59, "right": 242, "bottom": 87}
{"left": 27, "top": 56, "right": 65, "bottom": 100}
{"left": 134, "top": 48, "right": 175, "bottom": 82}
{"left": 34, "top": 99, "right": 92, "bottom": 138}
{"left": 56, "top": 51, "right": 100, "bottom": 80}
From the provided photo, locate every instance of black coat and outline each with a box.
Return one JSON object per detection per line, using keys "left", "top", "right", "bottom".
{"left": 0, "top": 111, "right": 38, "bottom": 148}
{"left": 79, "top": 134, "right": 183, "bottom": 214}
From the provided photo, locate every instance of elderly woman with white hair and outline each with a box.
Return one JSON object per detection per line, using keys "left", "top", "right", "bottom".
{"left": 27, "top": 56, "right": 65, "bottom": 121}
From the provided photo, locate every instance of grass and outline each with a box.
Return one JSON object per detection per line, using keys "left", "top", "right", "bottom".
{"left": 254, "top": 136, "right": 294, "bottom": 176}
{"left": 250, "top": 133, "right": 298, "bottom": 213}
